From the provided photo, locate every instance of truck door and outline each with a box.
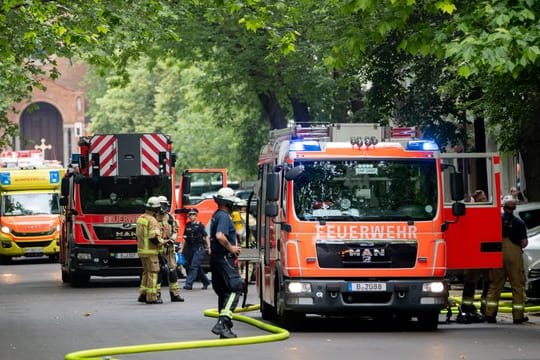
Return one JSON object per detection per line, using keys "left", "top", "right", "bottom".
{"left": 440, "top": 153, "right": 502, "bottom": 269}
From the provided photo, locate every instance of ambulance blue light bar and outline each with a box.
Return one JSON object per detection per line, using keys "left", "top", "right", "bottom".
{"left": 0, "top": 173, "right": 11, "bottom": 185}
{"left": 289, "top": 139, "right": 321, "bottom": 151}
{"left": 406, "top": 140, "right": 439, "bottom": 151}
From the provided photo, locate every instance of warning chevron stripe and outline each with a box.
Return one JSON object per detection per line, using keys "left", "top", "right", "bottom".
{"left": 90, "top": 135, "right": 117, "bottom": 176}
{"left": 141, "top": 134, "right": 169, "bottom": 175}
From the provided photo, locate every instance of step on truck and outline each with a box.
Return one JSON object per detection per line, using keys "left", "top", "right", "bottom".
{"left": 255, "top": 123, "right": 502, "bottom": 330}
{"left": 0, "top": 150, "right": 64, "bottom": 263}
{"left": 59, "top": 133, "right": 176, "bottom": 286}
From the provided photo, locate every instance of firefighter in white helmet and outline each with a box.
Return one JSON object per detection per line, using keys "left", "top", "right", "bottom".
{"left": 209, "top": 187, "right": 243, "bottom": 338}
{"left": 157, "top": 195, "right": 184, "bottom": 302}
{"left": 136, "top": 196, "right": 166, "bottom": 304}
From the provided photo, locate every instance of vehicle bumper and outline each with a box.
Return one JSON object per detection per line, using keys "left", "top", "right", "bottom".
{"left": 68, "top": 246, "right": 142, "bottom": 277}
{"left": 0, "top": 237, "right": 59, "bottom": 258}
{"left": 279, "top": 278, "right": 448, "bottom": 315}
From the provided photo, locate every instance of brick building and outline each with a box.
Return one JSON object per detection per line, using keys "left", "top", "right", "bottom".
{"left": 7, "top": 57, "right": 88, "bottom": 165}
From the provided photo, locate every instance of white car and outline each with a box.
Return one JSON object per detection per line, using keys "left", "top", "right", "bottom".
{"left": 515, "top": 202, "right": 540, "bottom": 301}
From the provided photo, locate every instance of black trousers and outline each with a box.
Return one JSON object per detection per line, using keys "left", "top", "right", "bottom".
{"left": 210, "top": 253, "right": 243, "bottom": 317}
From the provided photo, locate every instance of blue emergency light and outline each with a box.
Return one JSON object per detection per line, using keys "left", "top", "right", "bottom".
{"left": 0, "top": 172, "right": 10, "bottom": 185}
{"left": 289, "top": 139, "right": 321, "bottom": 151}
{"left": 406, "top": 140, "right": 439, "bottom": 151}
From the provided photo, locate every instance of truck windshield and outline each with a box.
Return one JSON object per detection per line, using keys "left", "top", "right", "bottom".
{"left": 2, "top": 193, "right": 60, "bottom": 216}
{"left": 292, "top": 159, "right": 438, "bottom": 221}
{"left": 78, "top": 176, "right": 172, "bottom": 214}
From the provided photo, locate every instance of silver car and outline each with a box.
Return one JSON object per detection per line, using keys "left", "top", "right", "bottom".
{"left": 515, "top": 202, "right": 540, "bottom": 301}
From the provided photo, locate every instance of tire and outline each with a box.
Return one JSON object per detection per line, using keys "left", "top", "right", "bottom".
{"left": 260, "top": 299, "right": 276, "bottom": 321}
{"left": 417, "top": 311, "right": 440, "bottom": 331}
{"left": 0, "top": 256, "right": 11, "bottom": 265}
{"left": 276, "top": 288, "right": 305, "bottom": 330}
{"left": 70, "top": 272, "right": 90, "bottom": 287}
{"left": 48, "top": 254, "right": 59, "bottom": 263}
{"left": 61, "top": 269, "right": 71, "bottom": 283}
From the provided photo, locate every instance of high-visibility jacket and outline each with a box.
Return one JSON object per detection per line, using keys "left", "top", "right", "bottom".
{"left": 136, "top": 212, "right": 162, "bottom": 256}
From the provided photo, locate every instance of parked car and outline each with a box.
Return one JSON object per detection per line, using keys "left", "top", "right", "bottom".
{"left": 515, "top": 202, "right": 540, "bottom": 301}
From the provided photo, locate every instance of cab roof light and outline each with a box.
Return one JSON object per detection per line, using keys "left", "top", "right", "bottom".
{"left": 351, "top": 136, "right": 378, "bottom": 148}
{"left": 406, "top": 140, "right": 439, "bottom": 151}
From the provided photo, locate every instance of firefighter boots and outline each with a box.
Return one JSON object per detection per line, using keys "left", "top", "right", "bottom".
{"left": 137, "top": 294, "right": 146, "bottom": 303}
{"left": 170, "top": 292, "right": 185, "bottom": 302}
{"left": 211, "top": 317, "right": 237, "bottom": 338}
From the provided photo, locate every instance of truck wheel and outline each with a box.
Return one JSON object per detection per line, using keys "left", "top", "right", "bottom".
{"left": 276, "top": 289, "right": 305, "bottom": 330}
{"left": 70, "top": 273, "right": 90, "bottom": 287}
{"left": 0, "top": 256, "right": 11, "bottom": 265}
{"left": 61, "top": 270, "right": 71, "bottom": 283}
{"left": 417, "top": 312, "right": 440, "bottom": 331}
{"left": 48, "top": 254, "right": 59, "bottom": 263}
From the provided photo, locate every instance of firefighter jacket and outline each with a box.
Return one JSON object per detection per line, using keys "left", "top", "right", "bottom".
{"left": 136, "top": 211, "right": 163, "bottom": 257}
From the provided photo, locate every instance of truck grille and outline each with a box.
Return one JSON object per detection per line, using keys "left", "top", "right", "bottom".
{"left": 16, "top": 240, "right": 53, "bottom": 248}
{"left": 11, "top": 229, "right": 55, "bottom": 237}
{"left": 316, "top": 240, "right": 417, "bottom": 268}
{"left": 93, "top": 225, "right": 137, "bottom": 241}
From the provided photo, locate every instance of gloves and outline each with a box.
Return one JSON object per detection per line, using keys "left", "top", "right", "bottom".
{"left": 149, "top": 237, "right": 160, "bottom": 245}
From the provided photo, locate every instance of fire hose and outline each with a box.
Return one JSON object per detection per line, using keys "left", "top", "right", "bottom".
{"left": 64, "top": 304, "right": 289, "bottom": 360}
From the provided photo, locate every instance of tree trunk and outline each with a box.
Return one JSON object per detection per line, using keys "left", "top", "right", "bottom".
{"left": 258, "top": 91, "right": 287, "bottom": 129}
{"left": 290, "top": 97, "right": 311, "bottom": 124}
{"left": 519, "top": 109, "right": 540, "bottom": 202}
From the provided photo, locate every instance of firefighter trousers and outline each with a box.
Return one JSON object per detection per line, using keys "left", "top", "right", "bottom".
{"left": 140, "top": 255, "right": 160, "bottom": 303}
{"left": 485, "top": 237, "right": 526, "bottom": 320}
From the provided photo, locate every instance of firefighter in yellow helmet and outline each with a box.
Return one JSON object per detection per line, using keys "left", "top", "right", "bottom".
{"left": 157, "top": 195, "right": 184, "bottom": 302}
{"left": 137, "top": 196, "right": 166, "bottom": 304}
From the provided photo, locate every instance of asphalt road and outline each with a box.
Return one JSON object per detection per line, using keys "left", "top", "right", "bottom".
{"left": 2, "top": 258, "right": 540, "bottom": 360}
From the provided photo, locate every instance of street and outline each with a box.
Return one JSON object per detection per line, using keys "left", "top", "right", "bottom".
{"left": 2, "top": 259, "right": 540, "bottom": 360}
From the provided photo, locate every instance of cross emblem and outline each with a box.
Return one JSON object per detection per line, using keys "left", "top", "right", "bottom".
{"left": 34, "top": 138, "right": 52, "bottom": 153}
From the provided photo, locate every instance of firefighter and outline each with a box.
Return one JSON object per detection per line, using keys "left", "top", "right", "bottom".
{"left": 157, "top": 195, "right": 184, "bottom": 302}
{"left": 484, "top": 197, "right": 529, "bottom": 324}
{"left": 182, "top": 208, "right": 211, "bottom": 290}
{"left": 209, "top": 187, "right": 242, "bottom": 339}
{"left": 136, "top": 196, "right": 166, "bottom": 304}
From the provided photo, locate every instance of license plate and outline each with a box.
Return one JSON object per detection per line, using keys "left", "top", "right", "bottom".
{"left": 24, "top": 247, "right": 44, "bottom": 254}
{"left": 348, "top": 282, "right": 387, "bottom": 292}
{"left": 114, "top": 252, "right": 138, "bottom": 259}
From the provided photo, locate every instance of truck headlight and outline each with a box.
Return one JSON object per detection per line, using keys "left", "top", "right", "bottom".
{"left": 287, "top": 282, "right": 311, "bottom": 293}
{"left": 422, "top": 282, "right": 445, "bottom": 293}
{"left": 1, "top": 226, "right": 10, "bottom": 234}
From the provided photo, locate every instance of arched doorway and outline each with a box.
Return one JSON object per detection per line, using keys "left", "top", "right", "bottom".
{"left": 19, "top": 102, "right": 63, "bottom": 161}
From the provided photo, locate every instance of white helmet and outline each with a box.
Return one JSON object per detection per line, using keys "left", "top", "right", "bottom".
{"left": 214, "top": 187, "right": 240, "bottom": 205}
{"left": 157, "top": 195, "right": 169, "bottom": 205}
{"left": 145, "top": 196, "right": 161, "bottom": 209}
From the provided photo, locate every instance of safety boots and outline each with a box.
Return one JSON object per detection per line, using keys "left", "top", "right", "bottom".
{"left": 170, "top": 292, "right": 185, "bottom": 302}
{"left": 137, "top": 293, "right": 146, "bottom": 303}
{"left": 211, "top": 316, "right": 237, "bottom": 338}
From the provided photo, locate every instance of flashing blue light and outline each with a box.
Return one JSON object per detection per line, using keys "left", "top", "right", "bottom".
{"left": 406, "top": 140, "right": 439, "bottom": 151}
{"left": 0, "top": 173, "right": 10, "bottom": 185}
{"left": 289, "top": 139, "right": 321, "bottom": 151}
{"left": 49, "top": 170, "right": 60, "bottom": 184}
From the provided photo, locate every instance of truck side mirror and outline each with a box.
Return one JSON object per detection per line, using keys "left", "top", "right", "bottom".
{"left": 266, "top": 173, "right": 280, "bottom": 201}
{"left": 182, "top": 174, "right": 191, "bottom": 194}
{"left": 450, "top": 172, "right": 465, "bottom": 201}
{"left": 265, "top": 202, "right": 278, "bottom": 217}
{"left": 61, "top": 178, "right": 69, "bottom": 197}
{"left": 452, "top": 202, "right": 466, "bottom": 216}
{"left": 284, "top": 166, "right": 304, "bottom": 181}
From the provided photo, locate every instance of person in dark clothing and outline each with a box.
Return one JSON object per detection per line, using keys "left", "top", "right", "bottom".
{"left": 182, "top": 208, "right": 211, "bottom": 290}
{"left": 209, "top": 187, "right": 243, "bottom": 339}
{"left": 485, "top": 197, "right": 529, "bottom": 324}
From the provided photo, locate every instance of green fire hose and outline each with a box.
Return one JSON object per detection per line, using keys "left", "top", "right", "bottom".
{"left": 64, "top": 304, "right": 289, "bottom": 360}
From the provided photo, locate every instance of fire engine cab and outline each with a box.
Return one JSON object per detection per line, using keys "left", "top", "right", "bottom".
{"left": 255, "top": 123, "right": 502, "bottom": 329}
{"left": 0, "top": 150, "right": 64, "bottom": 263}
{"left": 60, "top": 133, "right": 176, "bottom": 286}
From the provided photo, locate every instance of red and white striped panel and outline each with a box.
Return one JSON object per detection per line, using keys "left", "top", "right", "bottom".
{"left": 140, "top": 134, "right": 169, "bottom": 175}
{"left": 90, "top": 135, "right": 118, "bottom": 176}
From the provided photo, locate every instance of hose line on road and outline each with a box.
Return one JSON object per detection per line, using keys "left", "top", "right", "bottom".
{"left": 64, "top": 304, "right": 289, "bottom": 360}
{"left": 448, "top": 292, "right": 540, "bottom": 313}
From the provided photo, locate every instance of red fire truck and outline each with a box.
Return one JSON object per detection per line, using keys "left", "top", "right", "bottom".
{"left": 255, "top": 123, "right": 502, "bottom": 329}
{"left": 59, "top": 133, "right": 176, "bottom": 286}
